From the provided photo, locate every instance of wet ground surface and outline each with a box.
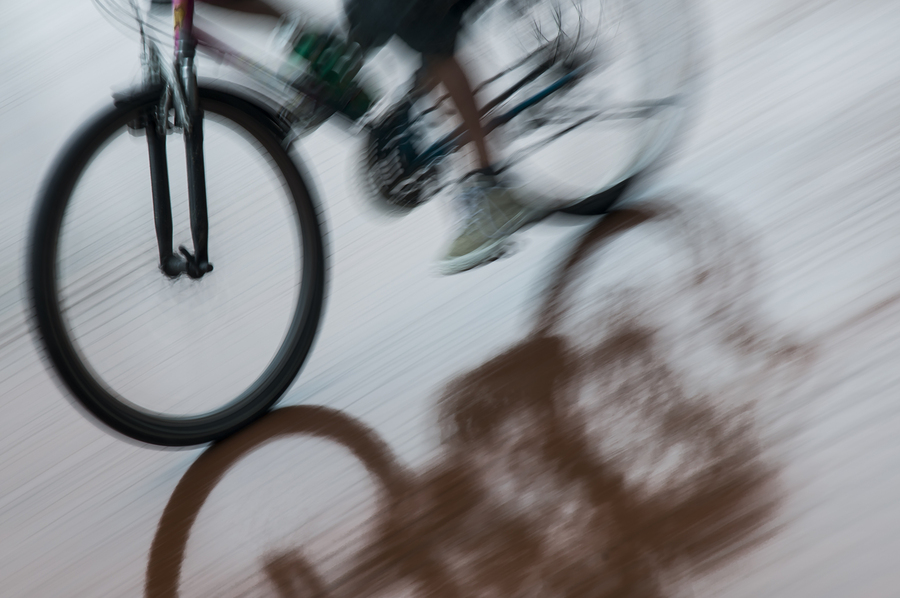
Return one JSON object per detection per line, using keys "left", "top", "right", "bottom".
{"left": 2, "top": 0, "right": 900, "bottom": 596}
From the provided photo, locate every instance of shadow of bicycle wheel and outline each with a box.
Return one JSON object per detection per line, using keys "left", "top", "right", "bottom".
{"left": 145, "top": 405, "right": 414, "bottom": 598}
{"left": 147, "top": 193, "right": 807, "bottom": 597}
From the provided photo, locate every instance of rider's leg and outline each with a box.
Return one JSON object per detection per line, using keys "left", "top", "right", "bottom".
{"left": 425, "top": 55, "right": 492, "bottom": 172}
{"left": 424, "top": 53, "right": 549, "bottom": 275}
{"left": 194, "top": 0, "right": 542, "bottom": 274}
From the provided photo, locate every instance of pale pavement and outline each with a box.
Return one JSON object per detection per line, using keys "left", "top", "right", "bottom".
{"left": 1, "top": 0, "right": 900, "bottom": 596}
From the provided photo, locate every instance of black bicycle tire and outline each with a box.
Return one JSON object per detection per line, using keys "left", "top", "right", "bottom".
{"left": 479, "top": 0, "right": 697, "bottom": 216}
{"left": 29, "top": 86, "right": 326, "bottom": 447}
{"left": 559, "top": 177, "right": 633, "bottom": 216}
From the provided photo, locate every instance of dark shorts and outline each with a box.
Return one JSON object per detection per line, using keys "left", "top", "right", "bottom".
{"left": 345, "top": 0, "right": 478, "bottom": 57}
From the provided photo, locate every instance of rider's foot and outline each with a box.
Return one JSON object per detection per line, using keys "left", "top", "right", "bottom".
{"left": 438, "top": 172, "right": 548, "bottom": 275}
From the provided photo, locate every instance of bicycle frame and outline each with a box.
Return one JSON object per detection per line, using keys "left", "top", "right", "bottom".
{"left": 140, "top": 0, "right": 673, "bottom": 275}
{"left": 416, "top": 63, "right": 587, "bottom": 169}
{"left": 141, "top": 0, "right": 210, "bottom": 278}
{"left": 142, "top": 0, "right": 330, "bottom": 279}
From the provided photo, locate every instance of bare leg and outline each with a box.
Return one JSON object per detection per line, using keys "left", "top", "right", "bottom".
{"left": 426, "top": 55, "right": 492, "bottom": 171}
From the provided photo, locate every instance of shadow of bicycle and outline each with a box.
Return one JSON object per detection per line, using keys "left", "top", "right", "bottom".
{"left": 146, "top": 194, "right": 807, "bottom": 597}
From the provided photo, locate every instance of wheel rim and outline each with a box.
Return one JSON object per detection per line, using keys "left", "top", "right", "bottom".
{"left": 464, "top": 0, "right": 698, "bottom": 207}
{"left": 50, "top": 98, "right": 313, "bottom": 426}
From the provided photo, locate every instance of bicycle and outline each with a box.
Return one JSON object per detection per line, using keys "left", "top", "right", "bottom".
{"left": 28, "top": 0, "right": 698, "bottom": 446}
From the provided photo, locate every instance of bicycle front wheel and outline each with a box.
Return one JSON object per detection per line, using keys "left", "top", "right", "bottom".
{"left": 30, "top": 87, "right": 326, "bottom": 447}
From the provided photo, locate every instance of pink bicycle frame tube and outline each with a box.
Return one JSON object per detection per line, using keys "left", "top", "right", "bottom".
{"left": 173, "top": 0, "right": 195, "bottom": 53}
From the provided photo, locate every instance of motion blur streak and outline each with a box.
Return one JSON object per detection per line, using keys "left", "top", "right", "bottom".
{"left": 2, "top": 0, "right": 900, "bottom": 596}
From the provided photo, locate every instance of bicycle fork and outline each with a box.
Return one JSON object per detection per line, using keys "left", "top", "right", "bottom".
{"left": 142, "top": 37, "right": 213, "bottom": 279}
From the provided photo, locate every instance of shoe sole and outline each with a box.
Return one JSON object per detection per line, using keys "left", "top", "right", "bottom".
{"left": 438, "top": 237, "right": 510, "bottom": 275}
{"left": 437, "top": 207, "right": 549, "bottom": 275}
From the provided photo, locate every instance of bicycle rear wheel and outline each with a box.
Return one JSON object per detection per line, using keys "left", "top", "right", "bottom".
{"left": 463, "top": 0, "right": 699, "bottom": 214}
{"left": 30, "top": 87, "right": 326, "bottom": 447}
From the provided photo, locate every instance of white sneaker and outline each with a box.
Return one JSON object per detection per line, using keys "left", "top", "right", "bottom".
{"left": 438, "top": 174, "right": 548, "bottom": 275}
